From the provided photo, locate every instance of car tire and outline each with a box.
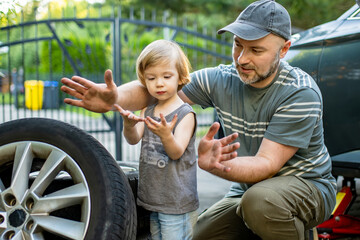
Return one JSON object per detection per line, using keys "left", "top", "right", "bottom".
{"left": 117, "top": 162, "right": 151, "bottom": 240}
{"left": 0, "top": 118, "right": 137, "bottom": 240}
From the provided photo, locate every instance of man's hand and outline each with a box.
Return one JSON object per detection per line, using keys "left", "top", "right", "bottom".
{"left": 198, "top": 122, "right": 240, "bottom": 172}
{"left": 113, "top": 104, "right": 145, "bottom": 127}
{"left": 61, "top": 69, "right": 118, "bottom": 113}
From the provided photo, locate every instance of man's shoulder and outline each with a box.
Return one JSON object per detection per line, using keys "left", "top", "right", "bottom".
{"left": 191, "top": 64, "right": 237, "bottom": 79}
{"left": 277, "top": 61, "right": 321, "bottom": 92}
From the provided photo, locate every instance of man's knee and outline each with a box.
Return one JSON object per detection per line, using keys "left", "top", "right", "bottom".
{"left": 237, "top": 184, "right": 304, "bottom": 239}
{"left": 193, "top": 197, "right": 248, "bottom": 240}
{"left": 237, "top": 185, "right": 284, "bottom": 225}
{"left": 237, "top": 177, "right": 325, "bottom": 240}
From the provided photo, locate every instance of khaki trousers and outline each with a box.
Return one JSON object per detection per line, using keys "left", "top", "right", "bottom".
{"left": 193, "top": 176, "right": 325, "bottom": 240}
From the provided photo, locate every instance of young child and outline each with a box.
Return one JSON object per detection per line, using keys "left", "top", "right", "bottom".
{"left": 114, "top": 39, "right": 198, "bottom": 240}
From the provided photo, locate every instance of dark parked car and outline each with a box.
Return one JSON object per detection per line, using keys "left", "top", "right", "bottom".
{"left": 284, "top": 5, "right": 360, "bottom": 238}
{"left": 284, "top": 3, "right": 360, "bottom": 178}
{"left": 0, "top": 3, "right": 359, "bottom": 240}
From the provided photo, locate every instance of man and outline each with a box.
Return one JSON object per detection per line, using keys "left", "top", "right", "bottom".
{"left": 61, "top": 1, "right": 336, "bottom": 239}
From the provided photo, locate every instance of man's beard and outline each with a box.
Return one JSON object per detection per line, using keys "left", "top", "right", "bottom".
{"left": 235, "top": 52, "right": 280, "bottom": 85}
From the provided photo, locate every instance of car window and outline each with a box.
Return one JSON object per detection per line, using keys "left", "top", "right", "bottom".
{"left": 349, "top": 8, "right": 360, "bottom": 19}
{"left": 325, "top": 7, "right": 360, "bottom": 41}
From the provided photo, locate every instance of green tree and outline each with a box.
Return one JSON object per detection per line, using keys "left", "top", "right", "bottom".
{"left": 104, "top": 0, "right": 356, "bottom": 30}
{"left": 0, "top": 0, "right": 20, "bottom": 25}
{"left": 282, "top": 0, "right": 355, "bottom": 30}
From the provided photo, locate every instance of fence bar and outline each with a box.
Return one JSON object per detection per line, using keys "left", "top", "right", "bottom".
{"left": 0, "top": 3, "right": 231, "bottom": 160}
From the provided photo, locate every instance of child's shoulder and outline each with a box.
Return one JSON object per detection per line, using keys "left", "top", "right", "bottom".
{"left": 176, "top": 103, "right": 196, "bottom": 123}
{"left": 172, "top": 103, "right": 194, "bottom": 115}
{"left": 180, "top": 103, "right": 195, "bottom": 114}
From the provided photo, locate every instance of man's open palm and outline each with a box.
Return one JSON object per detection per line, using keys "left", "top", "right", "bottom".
{"left": 198, "top": 122, "right": 240, "bottom": 172}
{"left": 61, "top": 69, "right": 118, "bottom": 113}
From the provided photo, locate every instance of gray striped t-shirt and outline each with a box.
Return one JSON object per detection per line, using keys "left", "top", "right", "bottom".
{"left": 182, "top": 60, "right": 336, "bottom": 219}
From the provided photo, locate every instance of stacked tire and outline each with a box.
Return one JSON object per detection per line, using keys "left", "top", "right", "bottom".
{"left": 0, "top": 118, "right": 137, "bottom": 240}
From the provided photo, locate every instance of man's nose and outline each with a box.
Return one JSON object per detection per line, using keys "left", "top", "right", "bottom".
{"left": 237, "top": 49, "right": 249, "bottom": 64}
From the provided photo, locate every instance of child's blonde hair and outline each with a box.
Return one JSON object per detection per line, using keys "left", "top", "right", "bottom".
{"left": 136, "top": 39, "right": 191, "bottom": 90}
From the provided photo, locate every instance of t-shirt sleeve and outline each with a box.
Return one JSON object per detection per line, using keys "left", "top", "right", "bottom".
{"left": 182, "top": 67, "right": 221, "bottom": 109}
{"left": 264, "top": 87, "right": 323, "bottom": 149}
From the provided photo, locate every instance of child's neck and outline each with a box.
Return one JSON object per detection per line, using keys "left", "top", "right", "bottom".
{"left": 154, "top": 95, "right": 184, "bottom": 117}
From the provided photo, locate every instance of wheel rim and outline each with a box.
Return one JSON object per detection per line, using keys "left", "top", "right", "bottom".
{"left": 0, "top": 141, "right": 91, "bottom": 240}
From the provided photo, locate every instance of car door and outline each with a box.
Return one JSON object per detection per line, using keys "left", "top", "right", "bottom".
{"left": 318, "top": 6, "right": 360, "bottom": 155}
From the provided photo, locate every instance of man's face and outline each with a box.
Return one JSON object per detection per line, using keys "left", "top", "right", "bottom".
{"left": 232, "top": 34, "right": 290, "bottom": 88}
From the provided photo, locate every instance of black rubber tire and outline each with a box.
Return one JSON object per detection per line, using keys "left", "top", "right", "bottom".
{"left": 0, "top": 118, "right": 137, "bottom": 240}
{"left": 118, "top": 162, "right": 151, "bottom": 240}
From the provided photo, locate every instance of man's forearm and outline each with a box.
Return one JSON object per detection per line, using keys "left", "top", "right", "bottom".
{"left": 203, "top": 156, "right": 277, "bottom": 183}
{"left": 117, "top": 80, "right": 155, "bottom": 111}
{"left": 116, "top": 81, "right": 194, "bottom": 110}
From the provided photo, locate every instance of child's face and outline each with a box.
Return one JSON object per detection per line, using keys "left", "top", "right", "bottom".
{"left": 144, "top": 60, "right": 180, "bottom": 102}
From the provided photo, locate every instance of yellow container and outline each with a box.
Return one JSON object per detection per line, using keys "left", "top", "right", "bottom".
{"left": 25, "top": 80, "right": 44, "bottom": 110}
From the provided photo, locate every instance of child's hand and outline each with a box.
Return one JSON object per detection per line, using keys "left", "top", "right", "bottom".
{"left": 145, "top": 113, "right": 178, "bottom": 139}
{"left": 113, "top": 104, "right": 144, "bottom": 127}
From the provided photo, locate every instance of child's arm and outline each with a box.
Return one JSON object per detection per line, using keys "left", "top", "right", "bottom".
{"left": 145, "top": 112, "right": 196, "bottom": 160}
{"left": 114, "top": 104, "right": 145, "bottom": 145}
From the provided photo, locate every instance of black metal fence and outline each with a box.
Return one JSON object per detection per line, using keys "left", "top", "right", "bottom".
{"left": 0, "top": 3, "right": 232, "bottom": 161}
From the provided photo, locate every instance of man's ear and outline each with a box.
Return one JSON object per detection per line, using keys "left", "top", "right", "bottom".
{"left": 280, "top": 40, "right": 291, "bottom": 59}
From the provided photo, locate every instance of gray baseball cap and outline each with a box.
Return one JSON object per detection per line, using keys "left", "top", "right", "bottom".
{"left": 218, "top": 0, "right": 291, "bottom": 41}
